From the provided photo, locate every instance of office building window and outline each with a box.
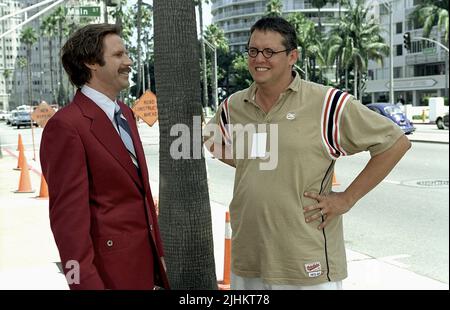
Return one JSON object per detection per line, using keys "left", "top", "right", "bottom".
{"left": 396, "top": 44, "right": 403, "bottom": 56}
{"left": 394, "top": 67, "right": 403, "bottom": 78}
{"left": 396, "top": 22, "right": 402, "bottom": 34}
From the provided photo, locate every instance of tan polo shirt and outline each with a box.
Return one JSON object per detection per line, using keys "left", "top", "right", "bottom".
{"left": 206, "top": 72, "right": 404, "bottom": 285}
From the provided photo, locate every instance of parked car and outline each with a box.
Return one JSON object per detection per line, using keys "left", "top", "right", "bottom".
{"left": 435, "top": 111, "right": 449, "bottom": 130}
{"left": 15, "top": 111, "right": 38, "bottom": 129}
{"left": 0, "top": 110, "right": 10, "bottom": 121}
{"left": 366, "top": 103, "right": 416, "bottom": 135}
{"left": 7, "top": 110, "right": 18, "bottom": 126}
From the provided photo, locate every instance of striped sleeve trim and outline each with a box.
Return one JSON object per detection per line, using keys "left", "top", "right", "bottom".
{"left": 321, "top": 88, "right": 351, "bottom": 159}
{"left": 219, "top": 94, "right": 232, "bottom": 145}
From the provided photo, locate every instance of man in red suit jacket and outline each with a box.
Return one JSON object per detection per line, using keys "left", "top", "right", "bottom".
{"left": 40, "top": 24, "right": 169, "bottom": 290}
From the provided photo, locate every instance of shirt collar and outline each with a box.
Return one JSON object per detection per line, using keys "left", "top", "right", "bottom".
{"left": 244, "top": 70, "right": 301, "bottom": 104}
{"left": 81, "top": 85, "right": 118, "bottom": 122}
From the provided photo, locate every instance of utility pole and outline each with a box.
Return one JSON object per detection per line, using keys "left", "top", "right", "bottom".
{"left": 377, "top": 0, "right": 394, "bottom": 103}
{"left": 388, "top": 1, "right": 394, "bottom": 103}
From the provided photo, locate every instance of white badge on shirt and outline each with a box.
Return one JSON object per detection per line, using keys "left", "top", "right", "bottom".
{"left": 251, "top": 132, "right": 267, "bottom": 158}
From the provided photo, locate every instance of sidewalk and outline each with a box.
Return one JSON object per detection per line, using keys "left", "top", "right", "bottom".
{"left": 407, "top": 124, "right": 449, "bottom": 144}
{"left": 0, "top": 146, "right": 448, "bottom": 290}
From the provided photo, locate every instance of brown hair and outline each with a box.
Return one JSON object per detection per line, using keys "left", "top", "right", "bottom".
{"left": 61, "top": 23, "right": 121, "bottom": 88}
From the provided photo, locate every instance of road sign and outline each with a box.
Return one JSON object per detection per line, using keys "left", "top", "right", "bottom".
{"left": 132, "top": 91, "right": 158, "bottom": 127}
{"left": 423, "top": 47, "right": 436, "bottom": 55}
{"left": 79, "top": 6, "right": 101, "bottom": 17}
{"left": 66, "top": 6, "right": 101, "bottom": 17}
{"left": 31, "top": 101, "right": 55, "bottom": 128}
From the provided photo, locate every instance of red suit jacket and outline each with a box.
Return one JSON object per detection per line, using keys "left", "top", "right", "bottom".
{"left": 40, "top": 91, "right": 169, "bottom": 290}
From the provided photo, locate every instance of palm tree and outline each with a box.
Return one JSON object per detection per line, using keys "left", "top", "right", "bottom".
{"left": 2, "top": 69, "right": 12, "bottom": 104}
{"left": 141, "top": 3, "right": 153, "bottom": 93}
{"left": 409, "top": 0, "right": 448, "bottom": 44}
{"left": 287, "top": 12, "right": 325, "bottom": 81}
{"left": 110, "top": 0, "right": 125, "bottom": 27}
{"left": 51, "top": 6, "right": 67, "bottom": 105}
{"left": 40, "top": 14, "right": 57, "bottom": 104}
{"left": 2, "top": 69, "right": 11, "bottom": 85}
{"left": 16, "top": 56, "right": 27, "bottom": 106}
{"left": 135, "top": 0, "right": 143, "bottom": 97}
{"left": 153, "top": 0, "right": 217, "bottom": 289}
{"left": 327, "top": 0, "right": 389, "bottom": 99}
{"left": 265, "top": 0, "right": 283, "bottom": 17}
{"left": 20, "top": 27, "right": 37, "bottom": 106}
{"left": 311, "top": 0, "right": 327, "bottom": 34}
{"left": 231, "top": 53, "right": 253, "bottom": 90}
{"left": 329, "top": 0, "right": 349, "bottom": 19}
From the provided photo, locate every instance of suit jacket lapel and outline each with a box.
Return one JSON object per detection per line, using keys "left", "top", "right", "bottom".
{"left": 74, "top": 91, "right": 143, "bottom": 190}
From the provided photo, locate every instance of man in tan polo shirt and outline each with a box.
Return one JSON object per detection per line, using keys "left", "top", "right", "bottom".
{"left": 204, "top": 16, "right": 411, "bottom": 290}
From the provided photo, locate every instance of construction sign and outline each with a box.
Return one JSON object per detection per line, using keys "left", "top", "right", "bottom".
{"left": 31, "top": 101, "right": 56, "bottom": 128}
{"left": 132, "top": 90, "right": 158, "bottom": 127}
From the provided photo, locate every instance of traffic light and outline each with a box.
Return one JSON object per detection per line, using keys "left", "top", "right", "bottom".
{"left": 403, "top": 32, "right": 411, "bottom": 51}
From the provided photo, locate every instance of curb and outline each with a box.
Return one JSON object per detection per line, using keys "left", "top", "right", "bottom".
{"left": 408, "top": 139, "right": 449, "bottom": 145}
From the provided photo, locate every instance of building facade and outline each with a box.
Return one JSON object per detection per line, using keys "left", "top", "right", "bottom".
{"left": 366, "top": 0, "right": 448, "bottom": 106}
{"left": 211, "top": 0, "right": 345, "bottom": 52}
{"left": 211, "top": 0, "right": 448, "bottom": 106}
{"left": 1, "top": 0, "right": 113, "bottom": 111}
{"left": 0, "top": 0, "right": 23, "bottom": 111}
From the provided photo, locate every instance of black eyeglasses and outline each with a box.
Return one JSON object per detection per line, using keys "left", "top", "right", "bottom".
{"left": 246, "top": 47, "right": 292, "bottom": 59}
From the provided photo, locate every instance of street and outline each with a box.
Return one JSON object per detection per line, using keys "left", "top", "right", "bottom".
{"left": 0, "top": 120, "right": 448, "bottom": 287}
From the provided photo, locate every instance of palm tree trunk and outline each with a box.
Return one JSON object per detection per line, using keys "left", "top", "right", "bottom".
{"left": 58, "top": 19, "right": 65, "bottom": 105}
{"left": 354, "top": 60, "right": 358, "bottom": 98}
{"left": 136, "top": 0, "right": 143, "bottom": 97}
{"left": 345, "top": 67, "right": 348, "bottom": 91}
{"left": 304, "top": 55, "right": 308, "bottom": 81}
{"left": 154, "top": 0, "right": 217, "bottom": 289}
{"left": 145, "top": 34, "right": 151, "bottom": 92}
{"left": 48, "top": 39, "right": 56, "bottom": 104}
{"left": 27, "top": 47, "right": 32, "bottom": 105}
{"left": 335, "top": 57, "right": 339, "bottom": 86}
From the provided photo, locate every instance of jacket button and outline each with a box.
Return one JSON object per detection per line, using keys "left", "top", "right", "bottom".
{"left": 106, "top": 240, "right": 113, "bottom": 247}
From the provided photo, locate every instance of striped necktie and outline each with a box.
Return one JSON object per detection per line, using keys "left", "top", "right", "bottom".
{"left": 114, "top": 105, "right": 139, "bottom": 167}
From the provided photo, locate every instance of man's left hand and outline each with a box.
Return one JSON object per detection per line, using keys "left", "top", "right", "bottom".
{"left": 303, "top": 191, "right": 354, "bottom": 230}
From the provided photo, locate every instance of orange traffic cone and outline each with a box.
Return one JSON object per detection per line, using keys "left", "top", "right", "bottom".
{"left": 218, "top": 211, "right": 231, "bottom": 290}
{"left": 14, "top": 143, "right": 26, "bottom": 171}
{"left": 35, "top": 174, "right": 49, "bottom": 199}
{"left": 14, "top": 153, "right": 35, "bottom": 193}
{"left": 17, "top": 134, "right": 23, "bottom": 151}
{"left": 332, "top": 172, "right": 340, "bottom": 186}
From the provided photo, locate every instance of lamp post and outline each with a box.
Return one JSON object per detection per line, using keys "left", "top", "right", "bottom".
{"left": 376, "top": 0, "right": 395, "bottom": 103}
